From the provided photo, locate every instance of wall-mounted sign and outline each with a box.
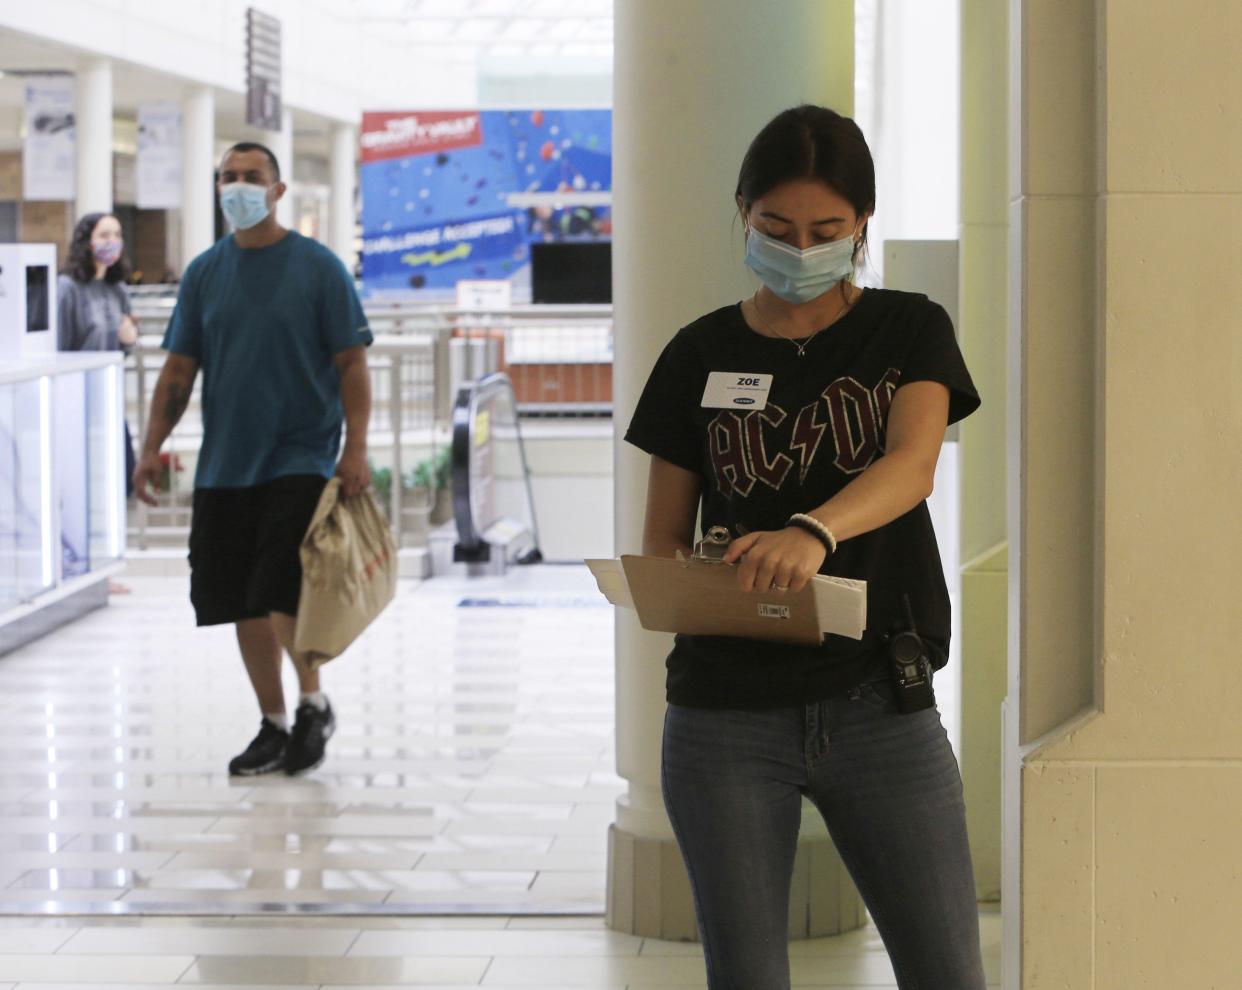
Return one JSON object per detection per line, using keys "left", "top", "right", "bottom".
{"left": 22, "top": 76, "right": 75, "bottom": 202}
{"left": 136, "top": 102, "right": 182, "bottom": 209}
{"left": 455, "top": 279, "right": 513, "bottom": 311}
{"left": 245, "top": 8, "right": 282, "bottom": 131}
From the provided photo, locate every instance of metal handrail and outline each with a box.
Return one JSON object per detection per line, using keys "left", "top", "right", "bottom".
{"left": 127, "top": 284, "right": 615, "bottom": 321}
{"left": 128, "top": 289, "right": 613, "bottom": 330}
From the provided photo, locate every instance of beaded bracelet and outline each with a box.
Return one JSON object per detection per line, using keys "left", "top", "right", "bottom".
{"left": 785, "top": 513, "right": 838, "bottom": 556}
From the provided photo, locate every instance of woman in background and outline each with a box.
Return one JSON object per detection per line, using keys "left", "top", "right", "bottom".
{"left": 58, "top": 211, "right": 140, "bottom": 496}
{"left": 58, "top": 212, "right": 140, "bottom": 593}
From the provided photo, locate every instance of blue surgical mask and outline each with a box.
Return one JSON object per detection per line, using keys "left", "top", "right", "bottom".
{"left": 219, "top": 182, "right": 272, "bottom": 231}
{"left": 745, "top": 227, "right": 857, "bottom": 304}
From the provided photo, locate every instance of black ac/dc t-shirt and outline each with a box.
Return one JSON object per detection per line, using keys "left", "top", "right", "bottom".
{"left": 624, "top": 289, "right": 981, "bottom": 710}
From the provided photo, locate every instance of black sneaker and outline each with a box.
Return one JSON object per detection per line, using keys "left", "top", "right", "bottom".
{"left": 285, "top": 699, "right": 336, "bottom": 775}
{"left": 228, "top": 718, "right": 289, "bottom": 776}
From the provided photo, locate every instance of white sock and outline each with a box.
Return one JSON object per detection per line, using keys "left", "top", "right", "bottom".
{"left": 264, "top": 712, "right": 289, "bottom": 731}
{"left": 299, "top": 691, "right": 328, "bottom": 712}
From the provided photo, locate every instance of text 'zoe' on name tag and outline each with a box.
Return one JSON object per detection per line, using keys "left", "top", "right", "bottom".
{"left": 701, "top": 372, "right": 773, "bottom": 410}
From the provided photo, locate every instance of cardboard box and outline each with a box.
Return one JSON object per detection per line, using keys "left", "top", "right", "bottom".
{"left": 586, "top": 555, "right": 867, "bottom": 646}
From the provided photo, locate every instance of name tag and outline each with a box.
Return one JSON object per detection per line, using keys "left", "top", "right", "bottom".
{"left": 700, "top": 371, "right": 773, "bottom": 410}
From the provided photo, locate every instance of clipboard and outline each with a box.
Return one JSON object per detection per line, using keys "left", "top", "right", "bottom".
{"left": 585, "top": 554, "right": 867, "bottom": 646}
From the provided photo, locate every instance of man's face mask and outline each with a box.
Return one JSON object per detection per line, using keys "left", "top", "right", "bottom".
{"left": 219, "top": 182, "right": 272, "bottom": 231}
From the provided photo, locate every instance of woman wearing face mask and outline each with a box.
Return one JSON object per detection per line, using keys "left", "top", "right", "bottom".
{"left": 625, "top": 105, "right": 986, "bottom": 989}
{"left": 58, "top": 212, "right": 140, "bottom": 500}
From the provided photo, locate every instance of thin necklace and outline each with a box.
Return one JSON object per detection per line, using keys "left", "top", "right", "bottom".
{"left": 750, "top": 291, "right": 852, "bottom": 358}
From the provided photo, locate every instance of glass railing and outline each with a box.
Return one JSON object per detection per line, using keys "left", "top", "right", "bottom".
{"left": 0, "top": 354, "right": 125, "bottom": 621}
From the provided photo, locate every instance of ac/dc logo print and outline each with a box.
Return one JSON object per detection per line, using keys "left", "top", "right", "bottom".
{"left": 708, "top": 368, "right": 901, "bottom": 496}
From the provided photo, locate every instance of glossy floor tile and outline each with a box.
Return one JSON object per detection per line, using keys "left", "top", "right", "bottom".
{"left": 0, "top": 569, "right": 619, "bottom": 914}
{"left": 0, "top": 566, "right": 1002, "bottom": 989}
{"left": 0, "top": 912, "right": 1003, "bottom": 987}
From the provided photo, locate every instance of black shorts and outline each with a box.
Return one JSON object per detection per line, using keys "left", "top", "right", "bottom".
{"left": 188, "top": 474, "right": 329, "bottom": 626}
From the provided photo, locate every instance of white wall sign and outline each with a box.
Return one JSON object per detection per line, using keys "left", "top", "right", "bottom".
{"left": 136, "top": 102, "right": 182, "bottom": 209}
{"left": 456, "top": 279, "right": 512, "bottom": 311}
{"left": 23, "top": 76, "right": 76, "bottom": 202}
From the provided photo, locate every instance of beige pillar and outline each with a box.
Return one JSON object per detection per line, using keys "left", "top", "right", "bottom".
{"left": 329, "top": 121, "right": 357, "bottom": 270}
{"left": 75, "top": 57, "right": 113, "bottom": 216}
{"left": 609, "top": 0, "right": 864, "bottom": 940}
{"left": 1006, "top": 2, "right": 1242, "bottom": 987}
{"left": 957, "top": 0, "right": 1009, "bottom": 903}
{"left": 180, "top": 86, "right": 215, "bottom": 269}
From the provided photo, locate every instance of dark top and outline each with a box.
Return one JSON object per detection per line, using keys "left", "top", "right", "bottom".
{"left": 57, "top": 275, "right": 132, "bottom": 352}
{"left": 624, "top": 289, "right": 980, "bottom": 709}
{"left": 163, "top": 231, "right": 373, "bottom": 489}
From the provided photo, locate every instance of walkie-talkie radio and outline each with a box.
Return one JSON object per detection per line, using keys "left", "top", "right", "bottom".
{"left": 887, "top": 594, "right": 936, "bottom": 714}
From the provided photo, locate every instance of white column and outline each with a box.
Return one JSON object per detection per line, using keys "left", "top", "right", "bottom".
{"left": 329, "top": 121, "right": 358, "bottom": 269}
{"left": 271, "top": 107, "right": 294, "bottom": 228}
{"left": 957, "top": 0, "right": 1009, "bottom": 904}
{"left": 1008, "top": 5, "right": 1242, "bottom": 987}
{"left": 610, "top": 0, "right": 860, "bottom": 940}
{"left": 180, "top": 86, "right": 215, "bottom": 269}
{"left": 75, "top": 57, "right": 113, "bottom": 216}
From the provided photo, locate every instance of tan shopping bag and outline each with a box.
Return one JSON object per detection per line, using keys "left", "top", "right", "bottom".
{"left": 293, "top": 477, "right": 397, "bottom": 668}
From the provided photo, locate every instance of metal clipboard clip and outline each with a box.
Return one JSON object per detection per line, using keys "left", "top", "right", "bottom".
{"left": 679, "top": 525, "right": 732, "bottom": 565}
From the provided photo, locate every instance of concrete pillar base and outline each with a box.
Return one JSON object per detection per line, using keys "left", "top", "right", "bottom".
{"left": 606, "top": 824, "right": 867, "bottom": 942}
{"left": 960, "top": 541, "right": 1008, "bottom": 903}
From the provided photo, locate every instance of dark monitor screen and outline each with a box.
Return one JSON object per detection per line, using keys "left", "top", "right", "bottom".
{"left": 530, "top": 242, "right": 612, "bottom": 304}
{"left": 25, "top": 265, "right": 49, "bottom": 333}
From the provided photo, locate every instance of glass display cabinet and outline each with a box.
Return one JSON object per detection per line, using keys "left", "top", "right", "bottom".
{"left": 0, "top": 352, "right": 126, "bottom": 654}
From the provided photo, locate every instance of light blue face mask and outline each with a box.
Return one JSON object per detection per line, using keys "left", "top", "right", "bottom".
{"left": 744, "top": 226, "right": 858, "bottom": 304}
{"left": 219, "top": 182, "right": 272, "bottom": 231}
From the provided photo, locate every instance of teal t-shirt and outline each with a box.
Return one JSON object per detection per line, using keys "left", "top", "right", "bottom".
{"left": 163, "top": 231, "right": 373, "bottom": 489}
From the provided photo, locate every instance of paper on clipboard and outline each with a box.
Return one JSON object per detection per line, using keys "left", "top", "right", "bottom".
{"left": 808, "top": 574, "right": 867, "bottom": 640}
{"left": 584, "top": 557, "right": 634, "bottom": 610}
{"left": 585, "top": 556, "right": 867, "bottom": 645}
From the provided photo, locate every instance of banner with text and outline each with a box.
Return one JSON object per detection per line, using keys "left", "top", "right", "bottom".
{"left": 136, "top": 102, "right": 182, "bottom": 209}
{"left": 23, "top": 77, "right": 75, "bottom": 202}
{"left": 359, "top": 109, "right": 611, "bottom": 296}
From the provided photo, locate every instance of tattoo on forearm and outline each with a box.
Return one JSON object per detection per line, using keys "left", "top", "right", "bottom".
{"left": 162, "top": 383, "right": 190, "bottom": 425}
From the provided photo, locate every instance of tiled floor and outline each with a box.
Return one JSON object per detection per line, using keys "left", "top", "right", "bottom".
{"left": 0, "top": 568, "right": 620, "bottom": 914}
{"left": 0, "top": 565, "right": 1002, "bottom": 987}
{"left": 0, "top": 910, "right": 1002, "bottom": 987}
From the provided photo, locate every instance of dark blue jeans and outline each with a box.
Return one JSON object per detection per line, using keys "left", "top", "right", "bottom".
{"left": 662, "top": 679, "right": 987, "bottom": 990}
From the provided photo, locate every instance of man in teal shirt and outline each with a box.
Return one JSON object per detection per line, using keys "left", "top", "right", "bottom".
{"left": 135, "top": 142, "right": 373, "bottom": 776}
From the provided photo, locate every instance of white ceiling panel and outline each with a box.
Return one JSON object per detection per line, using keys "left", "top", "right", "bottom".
{"left": 342, "top": 0, "right": 611, "bottom": 63}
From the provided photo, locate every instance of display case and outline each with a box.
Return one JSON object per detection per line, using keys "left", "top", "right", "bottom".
{"left": 0, "top": 243, "right": 58, "bottom": 361}
{"left": 0, "top": 351, "right": 126, "bottom": 654}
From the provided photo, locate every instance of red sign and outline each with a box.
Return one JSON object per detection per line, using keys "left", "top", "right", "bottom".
{"left": 360, "top": 111, "right": 483, "bottom": 163}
